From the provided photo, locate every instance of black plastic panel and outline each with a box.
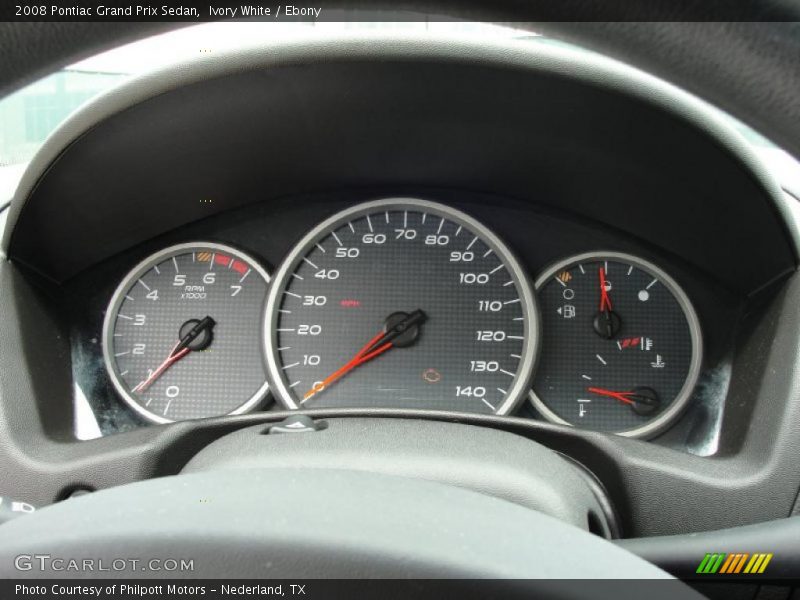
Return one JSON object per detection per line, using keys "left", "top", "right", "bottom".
{"left": 6, "top": 59, "right": 796, "bottom": 296}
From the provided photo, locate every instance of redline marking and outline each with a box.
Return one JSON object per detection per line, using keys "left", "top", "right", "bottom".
{"left": 239, "top": 268, "right": 251, "bottom": 282}
{"left": 214, "top": 254, "right": 231, "bottom": 267}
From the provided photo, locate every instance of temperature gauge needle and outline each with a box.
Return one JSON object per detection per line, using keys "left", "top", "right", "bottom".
{"left": 587, "top": 386, "right": 661, "bottom": 415}
{"left": 132, "top": 316, "right": 215, "bottom": 393}
{"left": 302, "top": 309, "right": 426, "bottom": 403}
{"left": 587, "top": 386, "right": 636, "bottom": 405}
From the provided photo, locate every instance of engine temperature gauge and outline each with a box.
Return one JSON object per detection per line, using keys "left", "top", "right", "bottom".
{"left": 529, "top": 251, "right": 702, "bottom": 438}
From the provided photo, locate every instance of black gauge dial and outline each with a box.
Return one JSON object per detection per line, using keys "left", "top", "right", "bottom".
{"left": 264, "top": 198, "right": 539, "bottom": 414}
{"left": 530, "top": 252, "right": 702, "bottom": 437}
{"left": 103, "top": 242, "right": 270, "bottom": 423}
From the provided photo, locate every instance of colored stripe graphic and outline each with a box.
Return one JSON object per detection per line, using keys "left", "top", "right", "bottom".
{"left": 697, "top": 554, "right": 726, "bottom": 573}
{"left": 697, "top": 553, "right": 773, "bottom": 575}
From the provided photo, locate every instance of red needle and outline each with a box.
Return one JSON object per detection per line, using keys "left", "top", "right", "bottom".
{"left": 132, "top": 342, "right": 190, "bottom": 394}
{"left": 598, "top": 266, "right": 613, "bottom": 312}
{"left": 587, "top": 386, "right": 636, "bottom": 405}
{"left": 301, "top": 309, "right": 427, "bottom": 403}
{"left": 302, "top": 331, "right": 392, "bottom": 402}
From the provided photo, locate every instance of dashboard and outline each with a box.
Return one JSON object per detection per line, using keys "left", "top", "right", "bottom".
{"left": 68, "top": 191, "right": 735, "bottom": 451}
{"left": 1, "top": 35, "right": 799, "bottom": 547}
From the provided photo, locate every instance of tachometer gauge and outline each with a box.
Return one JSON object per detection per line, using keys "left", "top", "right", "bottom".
{"left": 264, "top": 198, "right": 539, "bottom": 414}
{"left": 530, "top": 251, "right": 702, "bottom": 438}
{"left": 103, "top": 242, "right": 270, "bottom": 423}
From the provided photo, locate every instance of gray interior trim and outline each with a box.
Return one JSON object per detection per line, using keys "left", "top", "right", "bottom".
{"left": 0, "top": 468, "right": 686, "bottom": 582}
{"left": 2, "top": 33, "right": 794, "bottom": 267}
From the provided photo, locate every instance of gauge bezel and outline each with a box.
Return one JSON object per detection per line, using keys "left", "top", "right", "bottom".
{"left": 263, "top": 198, "right": 540, "bottom": 415}
{"left": 102, "top": 241, "right": 271, "bottom": 424}
{"left": 529, "top": 250, "right": 703, "bottom": 439}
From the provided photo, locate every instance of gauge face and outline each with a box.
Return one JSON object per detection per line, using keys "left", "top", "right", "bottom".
{"left": 264, "top": 198, "right": 539, "bottom": 414}
{"left": 102, "top": 242, "right": 270, "bottom": 423}
{"left": 530, "top": 252, "right": 702, "bottom": 437}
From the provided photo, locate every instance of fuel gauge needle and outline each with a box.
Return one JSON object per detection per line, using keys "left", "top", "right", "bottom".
{"left": 132, "top": 316, "right": 215, "bottom": 393}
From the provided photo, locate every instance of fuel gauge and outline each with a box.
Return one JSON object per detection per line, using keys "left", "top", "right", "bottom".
{"left": 529, "top": 252, "right": 702, "bottom": 438}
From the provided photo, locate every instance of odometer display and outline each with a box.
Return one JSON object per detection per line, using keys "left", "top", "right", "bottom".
{"left": 264, "top": 198, "right": 538, "bottom": 414}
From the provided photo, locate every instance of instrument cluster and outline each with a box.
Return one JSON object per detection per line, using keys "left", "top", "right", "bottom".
{"left": 86, "top": 195, "right": 724, "bottom": 442}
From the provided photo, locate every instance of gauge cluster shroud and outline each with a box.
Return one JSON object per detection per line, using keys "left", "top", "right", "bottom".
{"left": 65, "top": 190, "right": 739, "bottom": 450}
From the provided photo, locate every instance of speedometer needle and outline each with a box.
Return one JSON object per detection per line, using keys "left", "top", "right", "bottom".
{"left": 131, "top": 316, "right": 215, "bottom": 393}
{"left": 302, "top": 309, "right": 427, "bottom": 403}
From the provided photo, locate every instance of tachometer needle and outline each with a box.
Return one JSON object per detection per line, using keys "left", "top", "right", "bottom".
{"left": 131, "top": 316, "right": 215, "bottom": 393}
{"left": 302, "top": 309, "right": 427, "bottom": 403}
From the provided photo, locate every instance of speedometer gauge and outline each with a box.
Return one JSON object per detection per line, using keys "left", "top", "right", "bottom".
{"left": 264, "top": 198, "right": 539, "bottom": 414}
{"left": 530, "top": 251, "right": 702, "bottom": 438}
{"left": 103, "top": 242, "right": 270, "bottom": 423}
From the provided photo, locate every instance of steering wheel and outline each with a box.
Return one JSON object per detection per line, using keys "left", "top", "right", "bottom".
{"left": 0, "top": 418, "right": 695, "bottom": 590}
